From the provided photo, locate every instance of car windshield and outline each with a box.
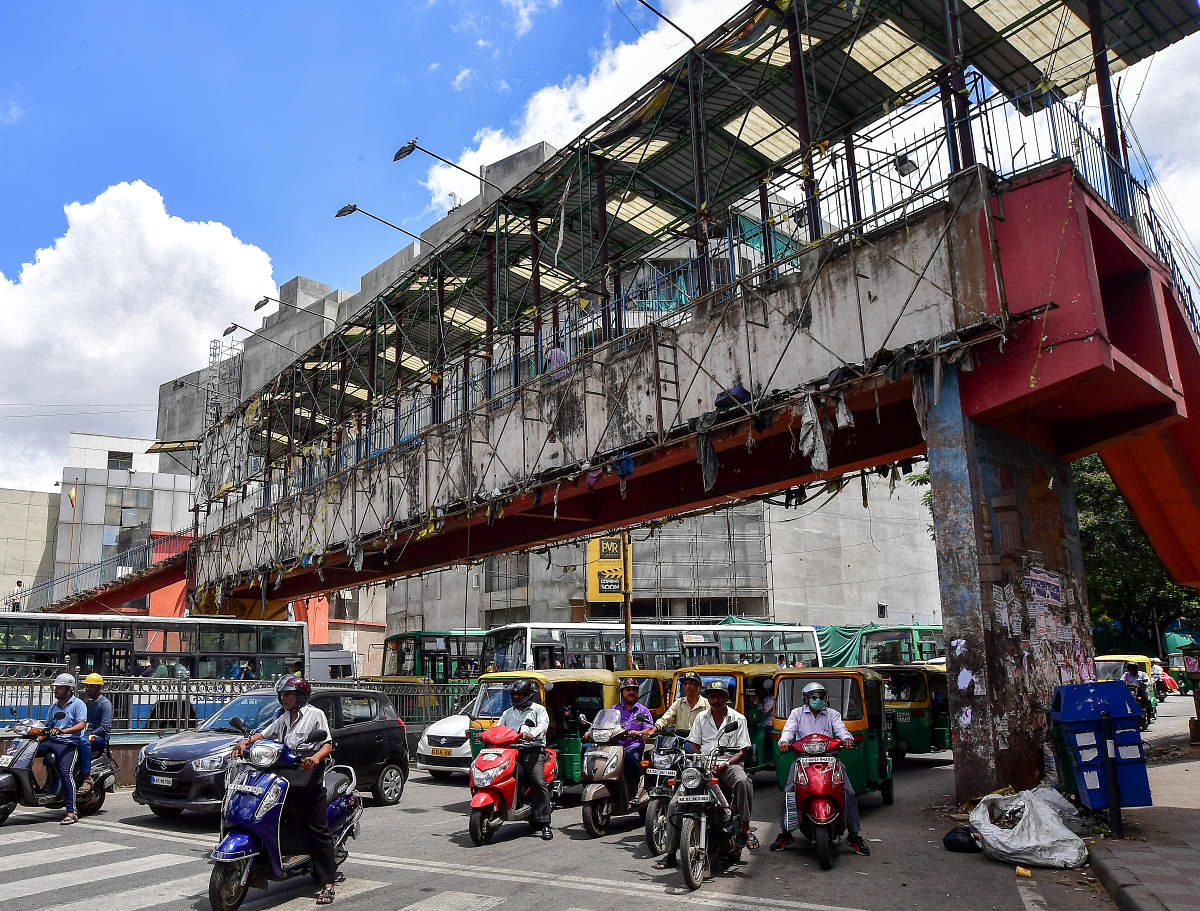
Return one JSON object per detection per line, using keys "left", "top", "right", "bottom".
{"left": 200, "top": 693, "right": 281, "bottom": 733}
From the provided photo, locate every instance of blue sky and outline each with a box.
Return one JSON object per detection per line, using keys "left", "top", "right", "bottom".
{"left": 0, "top": 0, "right": 1197, "bottom": 492}
{"left": 0, "top": 0, "right": 674, "bottom": 291}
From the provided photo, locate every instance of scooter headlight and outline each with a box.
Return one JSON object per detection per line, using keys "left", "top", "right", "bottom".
{"left": 802, "top": 739, "right": 826, "bottom": 755}
{"left": 247, "top": 743, "right": 282, "bottom": 769}
{"left": 472, "top": 764, "right": 503, "bottom": 788}
{"left": 652, "top": 753, "right": 674, "bottom": 769}
{"left": 681, "top": 767, "right": 704, "bottom": 789}
{"left": 253, "top": 779, "right": 286, "bottom": 820}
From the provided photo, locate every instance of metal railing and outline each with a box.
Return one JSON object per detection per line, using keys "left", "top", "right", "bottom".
{"left": 0, "top": 674, "right": 474, "bottom": 733}
{"left": 19, "top": 530, "right": 192, "bottom": 613}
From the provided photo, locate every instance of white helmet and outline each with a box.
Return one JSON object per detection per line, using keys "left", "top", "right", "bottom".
{"left": 53, "top": 673, "right": 76, "bottom": 689}
{"left": 802, "top": 681, "right": 827, "bottom": 698}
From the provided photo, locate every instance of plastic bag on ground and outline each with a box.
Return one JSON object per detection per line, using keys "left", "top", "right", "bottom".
{"left": 943, "top": 824, "right": 983, "bottom": 853}
{"left": 1027, "top": 785, "right": 1084, "bottom": 834}
{"left": 967, "top": 789, "right": 1088, "bottom": 868}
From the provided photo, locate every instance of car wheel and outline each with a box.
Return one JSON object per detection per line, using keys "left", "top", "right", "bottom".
{"left": 372, "top": 764, "right": 405, "bottom": 805}
{"left": 149, "top": 803, "right": 184, "bottom": 819}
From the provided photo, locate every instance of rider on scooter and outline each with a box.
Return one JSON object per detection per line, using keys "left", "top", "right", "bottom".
{"left": 497, "top": 679, "right": 553, "bottom": 841}
{"left": 232, "top": 675, "right": 338, "bottom": 905}
{"left": 36, "top": 673, "right": 87, "bottom": 825}
{"left": 772, "top": 681, "right": 870, "bottom": 856}
{"left": 77, "top": 673, "right": 112, "bottom": 797}
{"left": 600, "top": 678, "right": 655, "bottom": 803}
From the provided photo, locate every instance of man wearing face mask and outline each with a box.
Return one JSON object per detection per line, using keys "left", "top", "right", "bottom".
{"left": 771, "top": 681, "right": 870, "bottom": 855}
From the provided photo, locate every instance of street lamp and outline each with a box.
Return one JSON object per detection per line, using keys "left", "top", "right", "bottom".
{"left": 223, "top": 321, "right": 302, "bottom": 356}
{"left": 254, "top": 294, "right": 337, "bottom": 325}
{"left": 393, "top": 138, "right": 505, "bottom": 194}
{"left": 334, "top": 203, "right": 423, "bottom": 242}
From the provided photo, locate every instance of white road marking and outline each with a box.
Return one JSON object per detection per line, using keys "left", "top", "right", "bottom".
{"left": 399, "top": 892, "right": 508, "bottom": 911}
{"left": 78, "top": 817, "right": 213, "bottom": 848}
{"left": 6, "top": 840, "right": 126, "bottom": 867}
{"left": 1016, "top": 882, "right": 1052, "bottom": 911}
{"left": 0, "top": 854, "right": 192, "bottom": 901}
{"left": 240, "top": 878, "right": 387, "bottom": 911}
{"left": 0, "top": 829, "right": 56, "bottom": 846}
{"left": 43, "top": 874, "right": 211, "bottom": 911}
{"left": 347, "top": 851, "right": 872, "bottom": 911}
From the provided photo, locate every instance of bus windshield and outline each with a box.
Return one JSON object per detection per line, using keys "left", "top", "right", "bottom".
{"left": 862, "top": 631, "right": 913, "bottom": 664}
{"left": 481, "top": 629, "right": 527, "bottom": 672}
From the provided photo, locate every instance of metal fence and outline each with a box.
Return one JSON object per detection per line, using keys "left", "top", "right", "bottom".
{"left": 0, "top": 673, "right": 474, "bottom": 733}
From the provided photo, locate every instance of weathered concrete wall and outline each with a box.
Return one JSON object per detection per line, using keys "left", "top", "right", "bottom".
{"left": 195, "top": 190, "right": 988, "bottom": 591}
{"left": 927, "top": 365, "right": 1094, "bottom": 799}
{"left": 0, "top": 488, "right": 59, "bottom": 597}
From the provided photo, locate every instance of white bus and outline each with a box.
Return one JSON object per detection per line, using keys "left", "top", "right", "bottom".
{"left": 479, "top": 621, "right": 822, "bottom": 672}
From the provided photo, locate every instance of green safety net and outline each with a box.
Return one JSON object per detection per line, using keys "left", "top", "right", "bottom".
{"left": 815, "top": 624, "right": 879, "bottom": 667}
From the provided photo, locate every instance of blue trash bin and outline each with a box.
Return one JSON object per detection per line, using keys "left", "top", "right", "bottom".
{"left": 1050, "top": 681, "right": 1151, "bottom": 811}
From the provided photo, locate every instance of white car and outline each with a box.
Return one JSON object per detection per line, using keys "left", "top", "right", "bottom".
{"left": 416, "top": 712, "right": 473, "bottom": 777}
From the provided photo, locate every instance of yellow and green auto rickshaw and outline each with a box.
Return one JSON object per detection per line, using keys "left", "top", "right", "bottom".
{"left": 870, "top": 664, "right": 951, "bottom": 760}
{"left": 466, "top": 669, "right": 621, "bottom": 785}
{"left": 1167, "top": 652, "right": 1192, "bottom": 695}
{"left": 1095, "top": 654, "right": 1159, "bottom": 708}
{"left": 670, "top": 664, "right": 781, "bottom": 774}
{"left": 772, "top": 667, "right": 894, "bottom": 804}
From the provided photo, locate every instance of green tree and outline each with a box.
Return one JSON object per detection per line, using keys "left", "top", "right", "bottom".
{"left": 1072, "top": 454, "right": 1200, "bottom": 652}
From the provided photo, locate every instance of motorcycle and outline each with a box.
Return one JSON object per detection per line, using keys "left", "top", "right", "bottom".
{"left": 671, "top": 720, "right": 747, "bottom": 891}
{"left": 580, "top": 709, "right": 652, "bottom": 837}
{"left": 781, "top": 732, "right": 848, "bottom": 870}
{"left": 1127, "top": 680, "right": 1156, "bottom": 730}
{"left": 642, "top": 726, "right": 687, "bottom": 854}
{"left": 468, "top": 719, "right": 562, "bottom": 846}
{"left": 208, "top": 722, "right": 362, "bottom": 911}
{"left": 0, "top": 712, "right": 116, "bottom": 825}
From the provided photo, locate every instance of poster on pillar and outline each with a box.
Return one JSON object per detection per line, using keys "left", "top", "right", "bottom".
{"left": 586, "top": 534, "right": 631, "bottom": 602}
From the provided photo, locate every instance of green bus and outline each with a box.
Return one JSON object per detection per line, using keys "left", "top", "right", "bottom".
{"left": 379, "top": 629, "right": 485, "bottom": 683}
{"left": 858, "top": 625, "right": 945, "bottom": 665}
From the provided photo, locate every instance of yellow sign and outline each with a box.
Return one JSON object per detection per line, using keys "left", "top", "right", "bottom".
{"left": 587, "top": 534, "right": 631, "bottom": 602}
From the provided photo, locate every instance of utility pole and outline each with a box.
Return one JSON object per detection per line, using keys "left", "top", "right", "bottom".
{"left": 623, "top": 530, "right": 634, "bottom": 671}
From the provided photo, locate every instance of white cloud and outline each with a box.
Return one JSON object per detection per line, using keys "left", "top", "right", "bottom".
{"left": 0, "top": 180, "right": 276, "bottom": 490}
{"left": 497, "top": 79, "right": 511, "bottom": 93}
{"left": 502, "top": 0, "right": 561, "bottom": 38}
{"left": 423, "top": 0, "right": 740, "bottom": 213}
{"left": 476, "top": 38, "right": 492, "bottom": 49}
{"left": 428, "top": 62, "right": 440, "bottom": 72}
{"left": 452, "top": 67, "right": 474, "bottom": 91}
{"left": 1, "top": 98, "right": 24, "bottom": 125}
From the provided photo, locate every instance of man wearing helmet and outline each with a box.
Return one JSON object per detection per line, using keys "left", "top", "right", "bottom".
{"left": 37, "top": 673, "right": 88, "bottom": 824}
{"left": 497, "top": 679, "right": 554, "bottom": 840}
{"left": 76, "top": 673, "right": 112, "bottom": 796}
{"left": 593, "top": 677, "right": 655, "bottom": 804}
{"left": 645, "top": 670, "right": 708, "bottom": 738}
{"left": 233, "top": 675, "right": 338, "bottom": 904}
{"left": 772, "top": 681, "right": 870, "bottom": 856}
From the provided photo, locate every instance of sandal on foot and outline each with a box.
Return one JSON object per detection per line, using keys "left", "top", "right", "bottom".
{"left": 61, "top": 813, "right": 79, "bottom": 825}
{"left": 316, "top": 887, "right": 335, "bottom": 905}
{"left": 654, "top": 856, "right": 677, "bottom": 870}
{"left": 745, "top": 832, "right": 760, "bottom": 850}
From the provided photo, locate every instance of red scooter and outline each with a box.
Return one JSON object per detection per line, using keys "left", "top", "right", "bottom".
{"left": 468, "top": 722, "right": 561, "bottom": 845}
{"left": 781, "top": 733, "right": 846, "bottom": 869}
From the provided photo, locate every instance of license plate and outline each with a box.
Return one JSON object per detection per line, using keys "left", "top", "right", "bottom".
{"left": 0, "top": 754, "right": 12, "bottom": 768}
{"left": 799, "top": 757, "right": 834, "bottom": 766}
{"left": 675, "top": 794, "right": 711, "bottom": 804}
{"left": 897, "top": 711, "right": 911, "bottom": 723}
{"left": 150, "top": 775, "right": 173, "bottom": 787}
{"left": 431, "top": 747, "right": 453, "bottom": 757}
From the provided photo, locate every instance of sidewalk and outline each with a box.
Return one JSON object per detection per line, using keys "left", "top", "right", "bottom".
{"left": 1088, "top": 699, "right": 1199, "bottom": 911}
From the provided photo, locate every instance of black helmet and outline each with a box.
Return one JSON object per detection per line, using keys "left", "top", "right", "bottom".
{"left": 679, "top": 670, "right": 702, "bottom": 686}
{"left": 510, "top": 679, "right": 536, "bottom": 710}
{"left": 702, "top": 680, "right": 731, "bottom": 699}
{"left": 275, "top": 674, "right": 312, "bottom": 708}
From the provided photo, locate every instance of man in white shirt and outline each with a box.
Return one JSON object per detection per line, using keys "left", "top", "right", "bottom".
{"left": 6, "top": 580, "right": 22, "bottom": 611}
{"left": 687, "top": 682, "right": 756, "bottom": 848}
{"left": 233, "top": 676, "right": 339, "bottom": 904}
{"left": 496, "top": 679, "right": 553, "bottom": 840}
{"left": 771, "top": 680, "right": 869, "bottom": 856}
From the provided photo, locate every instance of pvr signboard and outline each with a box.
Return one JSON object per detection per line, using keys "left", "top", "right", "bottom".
{"left": 587, "top": 534, "right": 631, "bottom": 602}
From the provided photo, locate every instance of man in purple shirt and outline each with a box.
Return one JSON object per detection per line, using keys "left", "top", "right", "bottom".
{"left": 611, "top": 677, "right": 655, "bottom": 801}
{"left": 771, "top": 681, "right": 870, "bottom": 855}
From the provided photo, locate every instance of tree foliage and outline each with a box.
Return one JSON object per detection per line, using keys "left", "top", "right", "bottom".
{"left": 1072, "top": 454, "right": 1200, "bottom": 650}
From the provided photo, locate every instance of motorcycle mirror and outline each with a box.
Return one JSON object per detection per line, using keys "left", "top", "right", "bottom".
{"left": 230, "top": 716, "right": 249, "bottom": 734}
{"left": 636, "top": 713, "right": 652, "bottom": 723}
{"left": 723, "top": 721, "right": 739, "bottom": 733}
{"left": 523, "top": 718, "right": 536, "bottom": 727}
{"left": 578, "top": 714, "right": 590, "bottom": 726}
{"left": 52, "top": 711, "right": 66, "bottom": 721}
{"left": 306, "top": 729, "right": 329, "bottom": 743}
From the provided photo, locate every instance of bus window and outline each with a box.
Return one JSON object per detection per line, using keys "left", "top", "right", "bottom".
{"left": 783, "top": 631, "right": 819, "bottom": 667}
{"left": 200, "top": 624, "right": 258, "bottom": 655}
{"left": 917, "top": 629, "right": 945, "bottom": 660}
{"left": 260, "top": 626, "right": 303, "bottom": 655}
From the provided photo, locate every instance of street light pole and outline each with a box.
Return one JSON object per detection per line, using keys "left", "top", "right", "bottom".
{"left": 334, "top": 204, "right": 423, "bottom": 243}
{"left": 255, "top": 295, "right": 338, "bottom": 325}
{"left": 393, "top": 138, "right": 505, "bottom": 195}
{"left": 223, "top": 322, "right": 302, "bottom": 356}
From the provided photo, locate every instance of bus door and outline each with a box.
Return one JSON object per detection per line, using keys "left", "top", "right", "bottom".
{"left": 67, "top": 645, "right": 130, "bottom": 677}
{"left": 426, "top": 653, "right": 451, "bottom": 684}
{"left": 532, "top": 644, "right": 566, "bottom": 670}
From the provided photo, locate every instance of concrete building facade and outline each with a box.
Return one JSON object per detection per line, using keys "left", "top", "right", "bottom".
{"left": 0, "top": 488, "right": 59, "bottom": 601}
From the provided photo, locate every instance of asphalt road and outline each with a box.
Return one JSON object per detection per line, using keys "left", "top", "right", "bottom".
{"left": 0, "top": 743, "right": 1123, "bottom": 911}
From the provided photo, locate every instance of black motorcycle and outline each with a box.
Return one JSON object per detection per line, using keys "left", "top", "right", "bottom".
{"left": 669, "top": 721, "right": 747, "bottom": 891}
{"left": 0, "top": 712, "right": 116, "bottom": 825}
{"left": 642, "top": 727, "right": 687, "bottom": 855}
{"left": 1127, "top": 681, "right": 1156, "bottom": 730}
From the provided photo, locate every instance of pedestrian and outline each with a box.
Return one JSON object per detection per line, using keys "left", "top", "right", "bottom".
{"left": 6, "top": 580, "right": 23, "bottom": 611}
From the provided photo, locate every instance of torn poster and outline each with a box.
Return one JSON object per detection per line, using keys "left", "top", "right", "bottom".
{"left": 958, "top": 706, "right": 972, "bottom": 727}
{"left": 951, "top": 638, "right": 967, "bottom": 657}
{"left": 957, "top": 667, "right": 974, "bottom": 692}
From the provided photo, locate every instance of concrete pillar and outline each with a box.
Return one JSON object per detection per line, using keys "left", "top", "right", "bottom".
{"left": 926, "top": 365, "right": 1096, "bottom": 799}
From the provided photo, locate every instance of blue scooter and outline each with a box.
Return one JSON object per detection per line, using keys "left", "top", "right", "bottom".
{"left": 208, "top": 720, "right": 362, "bottom": 911}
